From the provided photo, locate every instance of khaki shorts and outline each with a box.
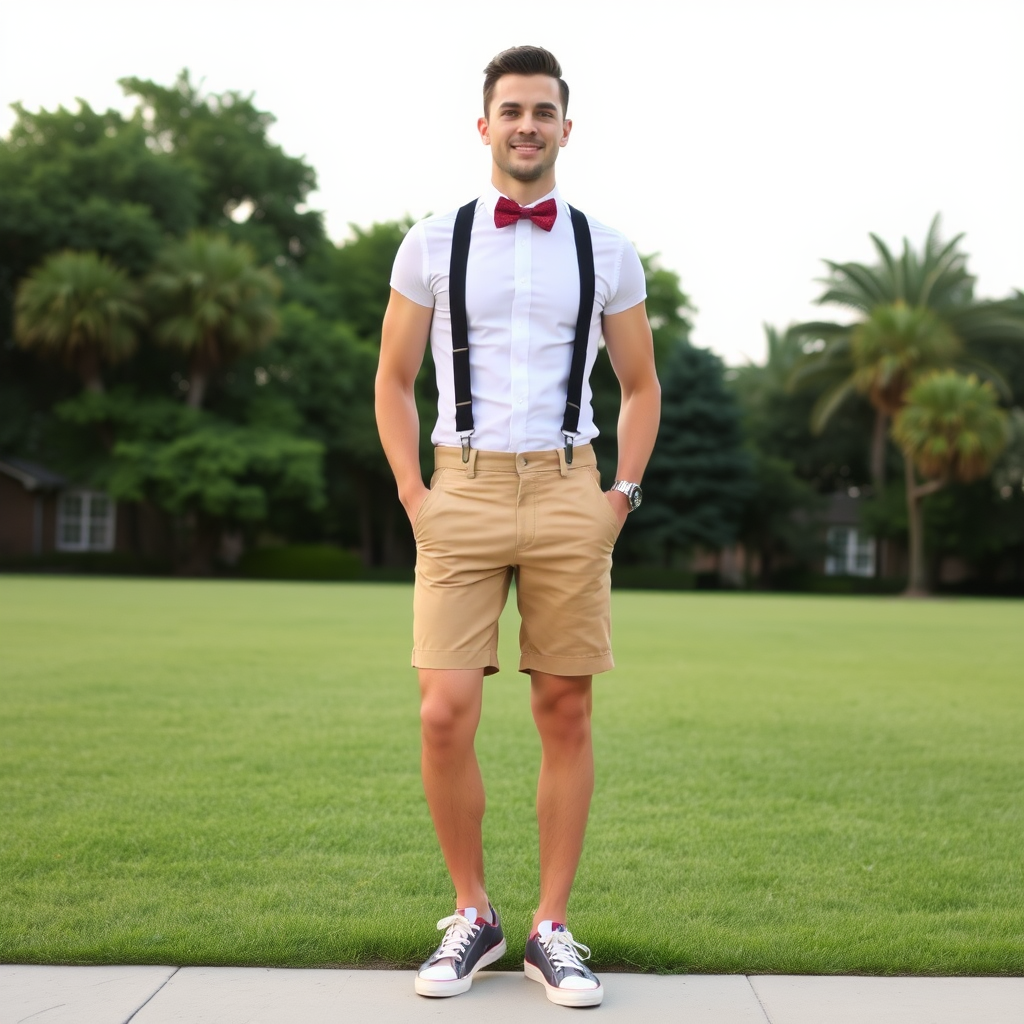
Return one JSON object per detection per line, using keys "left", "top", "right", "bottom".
{"left": 412, "top": 444, "right": 620, "bottom": 676}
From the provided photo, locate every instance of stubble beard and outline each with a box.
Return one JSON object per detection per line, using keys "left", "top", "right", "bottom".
{"left": 498, "top": 144, "right": 555, "bottom": 183}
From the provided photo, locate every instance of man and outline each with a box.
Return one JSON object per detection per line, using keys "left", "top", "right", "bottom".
{"left": 375, "top": 45, "right": 660, "bottom": 1008}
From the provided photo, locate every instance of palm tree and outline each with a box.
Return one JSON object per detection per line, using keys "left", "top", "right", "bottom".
{"left": 892, "top": 371, "right": 1009, "bottom": 595}
{"left": 14, "top": 250, "right": 145, "bottom": 393}
{"left": 147, "top": 233, "right": 280, "bottom": 408}
{"left": 791, "top": 216, "right": 1024, "bottom": 490}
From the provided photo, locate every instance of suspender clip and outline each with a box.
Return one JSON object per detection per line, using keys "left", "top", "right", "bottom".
{"left": 460, "top": 433, "right": 473, "bottom": 464}
{"left": 563, "top": 433, "right": 575, "bottom": 465}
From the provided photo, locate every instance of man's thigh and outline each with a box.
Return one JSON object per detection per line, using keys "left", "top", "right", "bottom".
{"left": 516, "top": 463, "right": 619, "bottom": 677}
{"left": 412, "top": 463, "right": 517, "bottom": 675}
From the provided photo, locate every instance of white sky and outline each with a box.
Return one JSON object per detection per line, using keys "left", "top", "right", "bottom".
{"left": 2, "top": 0, "right": 1022, "bottom": 365}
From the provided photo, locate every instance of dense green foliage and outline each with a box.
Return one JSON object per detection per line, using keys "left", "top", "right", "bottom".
{"left": 3, "top": 74, "right": 1023, "bottom": 585}
{"left": 786, "top": 220, "right": 1024, "bottom": 591}
{"left": 635, "top": 342, "right": 752, "bottom": 564}
{"left": 2, "top": 578, "right": 1022, "bottom": 973}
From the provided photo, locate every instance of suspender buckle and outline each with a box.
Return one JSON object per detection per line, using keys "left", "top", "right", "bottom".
{"left": 460, "top": 433, "right": 473, "bottom": 464}
{"left": 563, "top": 433, "right": 575, "bottom": 465}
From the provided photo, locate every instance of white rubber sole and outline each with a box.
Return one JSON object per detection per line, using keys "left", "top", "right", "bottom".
{"left": 524, "top": 960, "right": 604, "bottom": 1007}
{"left": 415, "top": 938, "right": 507, "bottom": 997}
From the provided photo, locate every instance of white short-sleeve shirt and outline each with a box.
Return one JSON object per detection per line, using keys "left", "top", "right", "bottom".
{"left": 390, "top": 184, "right": 647, "bottom": 453}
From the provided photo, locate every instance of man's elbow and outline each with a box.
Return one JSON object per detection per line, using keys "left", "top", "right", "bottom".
{"left": 623, "top": 370, "right": 661, "bottom": 406}
{"left": 375, "top": 364, "right": 415, "bottom": 406}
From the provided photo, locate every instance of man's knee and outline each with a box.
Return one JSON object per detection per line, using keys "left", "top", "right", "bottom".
{"left": 419, "top": 669, "right": 483, "bottom": 753}
{"left": 531, "top": 673, "right": 593, "bottom": 746}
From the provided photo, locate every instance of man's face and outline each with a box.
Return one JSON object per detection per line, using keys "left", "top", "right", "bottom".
{"left": 478, "top": 74, "right": 571, "bottom": 184}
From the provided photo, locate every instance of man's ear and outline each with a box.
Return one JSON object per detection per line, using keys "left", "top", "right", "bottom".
{"left": 560, "top": 118, "right": 573, "bottom": 147}
{"left": 477, "top": 116, "right": 490, "bottom": 145}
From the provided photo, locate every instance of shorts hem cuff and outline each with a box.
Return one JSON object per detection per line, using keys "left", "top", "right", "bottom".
{"left": 412, "top": 648, "right": 500, "bottom": 675}
{"left": 518, "top": 652, "right": 615, "bottom": 676}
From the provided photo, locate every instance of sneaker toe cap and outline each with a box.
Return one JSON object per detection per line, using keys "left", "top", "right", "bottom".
{"left": 558, "top": 974, "right": 599, "bottom": 990}
{"left": 419, "top": 961, "right": 458, "bottom": 982}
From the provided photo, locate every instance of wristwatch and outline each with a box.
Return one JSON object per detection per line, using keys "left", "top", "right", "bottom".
{"left": 611, "top": 480, "right": 643, "bottom": 512}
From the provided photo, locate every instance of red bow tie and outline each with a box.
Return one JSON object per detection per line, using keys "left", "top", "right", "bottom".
{"left": 494, "top": 196, "right": 557, "bottom": 231}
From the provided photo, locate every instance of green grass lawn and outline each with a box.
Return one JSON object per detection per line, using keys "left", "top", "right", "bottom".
{"left": 1, "top": 576, "right": 1022, "bottom": 974}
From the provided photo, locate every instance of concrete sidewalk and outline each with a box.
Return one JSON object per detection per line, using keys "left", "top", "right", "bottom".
{"left": 2, "top": 966, "right": 1022, "bottom": 1024}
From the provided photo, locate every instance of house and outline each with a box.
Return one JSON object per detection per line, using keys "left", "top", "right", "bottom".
{"left": 820, "top": 491, "right": 909, "bottom": 580}
{"left": 0, "top": 456, "right": 148, "bottom": 561}
{"left": 821, "top": 491, "right": 876, "bottom": 577}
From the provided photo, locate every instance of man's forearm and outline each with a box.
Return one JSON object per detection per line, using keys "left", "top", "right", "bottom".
{"left": 375, "top": 377, "right": 427, "bottom": 504}
{"left": 614, "top": 378, "right": 661, "bottom": 484}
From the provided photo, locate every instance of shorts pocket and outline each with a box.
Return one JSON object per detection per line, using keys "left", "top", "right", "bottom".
{"left": 585, "top": 468, "right": 622, "bottom": 533}
{"left": 413, "top": 469, "right": 446, "bottom": 533}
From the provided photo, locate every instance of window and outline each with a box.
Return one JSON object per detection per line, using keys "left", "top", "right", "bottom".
{"left": 56, "top": 491, "right": 116, "bottom": 552}
{"left": 825, "top": 526, "right": 875, "bottom": 577}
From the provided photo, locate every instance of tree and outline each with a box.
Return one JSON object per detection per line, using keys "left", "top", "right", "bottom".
{"left": 147, "top": 233, "right": 280, "bottom": 408}
{"left": 223, "top": 302, "right": 395, "bottom": 563}
{"left": 109, "top": 418, "right": 325, "bottom": 575}
{"left": 0, "top": 99, "right": 198, "bottom": 284}
{"left": 891, "top": 371, "right": 1009, "bottom": 594}
{"left": 634, "top": 341, "right": 752, "bottom": 567}
{"left": 300, "top": 220, "right": 413, "bottom": 333}
{"left": 14, "top": 250, "right": 145, "bottom": 393}
{"left": 730, "top": 324, "right": 872, "bottom": 492}
{"left": 590, "top": 255, "right": 695, "bottom": 486}
{"left": 739, "top": 451, "right": 824, "bottom": 587}
{"left": 792, "top": 217, "right": 1024, "bottom": 490}
{"left": 119, "top": 71, "right": 324, "bottom": 265}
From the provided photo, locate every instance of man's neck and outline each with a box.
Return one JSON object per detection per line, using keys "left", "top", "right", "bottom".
{"left": 491, "top": 170, "right": 557, "bottom": 206}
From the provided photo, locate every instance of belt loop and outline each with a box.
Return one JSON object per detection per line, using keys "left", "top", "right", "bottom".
{"left": 556, "top": 447, "right": 569, "bottom": 478}
{"left": 465, "top": 447, "right": 479, "bottom": 479}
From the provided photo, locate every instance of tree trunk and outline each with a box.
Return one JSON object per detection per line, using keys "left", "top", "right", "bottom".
{"left": 176, "top": 512, "right": 220, "bottom": 576}
{"left": 870, "top": 410, "right": 888, "bottom": 492}
{"left": 187, "top": 368, "right": 207, "bottom": 409}
{"left": 902, "top": 457, "right": 947, "bottom": 597}
{"left": 903, "top": 455, "right": 927, "bottom": 596}
{"left": 78, "top": 348, "right": 105, "bottom": 394}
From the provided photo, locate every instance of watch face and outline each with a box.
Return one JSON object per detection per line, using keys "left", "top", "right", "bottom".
{"left": 629, "top": 485, "right": 643, "bottom": 511}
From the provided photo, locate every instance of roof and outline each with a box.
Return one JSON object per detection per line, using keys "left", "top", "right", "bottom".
{"left": 823, "top": 491, "right": 863, "bottom": 526}
{"left": 0, "top": 456, "right": 68, "bottom": 491}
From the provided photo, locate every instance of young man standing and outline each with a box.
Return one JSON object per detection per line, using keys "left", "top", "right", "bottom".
{"left": 375, "top": 46, "right": 660, "bottom": 1007}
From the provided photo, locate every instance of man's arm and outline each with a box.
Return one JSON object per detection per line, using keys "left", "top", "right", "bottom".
{"left": 601, "top": 300, "right": 661, "bottom": 522}
{"left": 375, "top": 288, "right": 435, "bottom": 524}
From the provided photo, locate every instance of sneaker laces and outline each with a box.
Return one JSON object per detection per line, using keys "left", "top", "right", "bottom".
{"left": 431, "top": 913, "right": 479, "bottom": 964}
{"left": 542, "top": 929, "right": 592, "bottom": 972}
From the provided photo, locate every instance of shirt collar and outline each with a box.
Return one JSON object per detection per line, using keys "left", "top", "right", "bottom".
{"left": 482, "top": 183, "right": 562, "bottom": 217}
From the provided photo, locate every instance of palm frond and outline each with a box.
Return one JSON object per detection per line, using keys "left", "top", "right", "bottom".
{"left": 809, "top": 376, "right": 859, "bottom": 433}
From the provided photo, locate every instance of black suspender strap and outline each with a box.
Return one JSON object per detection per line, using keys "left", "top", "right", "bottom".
{"left": 449, "top": 200, "right": 477, "bottom": 461}
{"left": 562, "top": 205, "right": 595, "bottom": 463}
{"left": 448, "top": 199, "right": 595, "bottom": 465}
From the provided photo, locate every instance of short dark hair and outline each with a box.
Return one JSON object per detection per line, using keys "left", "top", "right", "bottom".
{"left": 482, "top": 46, "right": 569, "bottom": 119}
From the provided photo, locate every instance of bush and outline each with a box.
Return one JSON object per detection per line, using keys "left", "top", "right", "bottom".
{"left": 0, "top": 551, "right": 169, "bottom": 575}
{"left": 236, "top": 544, "right": 363, "bottom": 581}
{"left": 774, "top": 570, "right": 906, "bottom": 595}
{"left": 611, "top": 565, "right": 695, "bottom": 591}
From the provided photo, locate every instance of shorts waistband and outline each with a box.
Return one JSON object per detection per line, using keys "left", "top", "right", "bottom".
{"left": 433, "top": 444, "right": 597, "bottom": 474}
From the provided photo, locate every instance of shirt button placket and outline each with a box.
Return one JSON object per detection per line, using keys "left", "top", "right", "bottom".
{"left": 509, "top": 220, "right": 532, "bottom": 450}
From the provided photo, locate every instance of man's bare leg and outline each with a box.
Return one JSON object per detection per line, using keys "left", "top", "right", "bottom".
{"left": 529, "top": 671, "right": 595, "bottom": 930}
{"left": 419, "top": 667, "right": 490, "bottom": 913}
